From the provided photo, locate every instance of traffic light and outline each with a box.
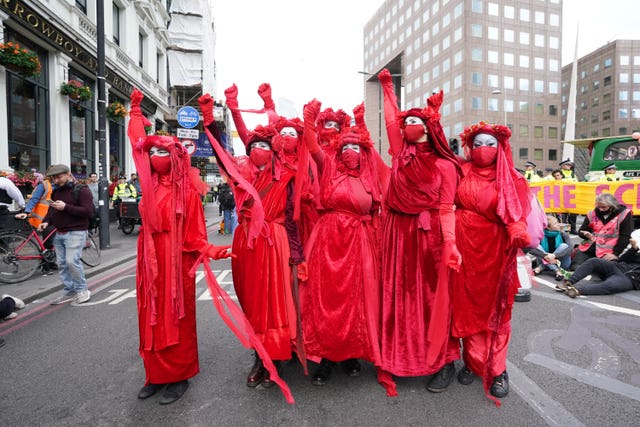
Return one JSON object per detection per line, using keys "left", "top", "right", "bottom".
{"left": 449, "top": 138, "right": 459, "bottom": 155}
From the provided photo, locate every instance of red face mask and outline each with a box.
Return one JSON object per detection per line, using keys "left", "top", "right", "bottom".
{"left": 150, "top": 155, "right": 171, "bottom": 175}
{"left": 470, "top": 146, "right": 498, "bottom": 167}
{"left": 249, "top": 148, "right": 272, "bottom": 168}
{"left": 319, "top": 127, "right": 339, "bottom": 142}
{"left": 341, "top": 149, "right": 360, "bottom": 170}
{"left": 272, "top": 135, "right": 298, "bottom": 154}
{"left": 403, "top": 124, "right": 426, "bottom": 143}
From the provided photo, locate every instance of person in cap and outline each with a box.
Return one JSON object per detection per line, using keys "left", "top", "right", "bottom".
{"left": 128, "top": 89, "right": 233, "bottom": 405}
{"left": 376, "top": 68, "right": 462, "bottom": 396}
{"left": 523, "top": 161, "right": 541, "bottom": 182}
{"left": 39, "top": 164, "right": 94, "bottom": 305}
{"left": 543, "top": 167, "right": 555, "bottom": 181}
{"left": 600, "top": 163, "right": 620, "bottom": 182}
{"left": 452, "top": 121, "right": 532, "bottom": 405}
{"left": 111, "top": 173, "right": 138, "bottom": 229}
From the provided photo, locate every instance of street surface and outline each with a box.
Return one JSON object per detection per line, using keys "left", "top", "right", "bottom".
{"left": 1, "top": 231, "right": 639, "bottom": 426}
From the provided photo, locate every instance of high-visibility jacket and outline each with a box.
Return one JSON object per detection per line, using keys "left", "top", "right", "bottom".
{"left": 578, "top": 208, "right": 631, "bottom": 257}
{"left": 28, "top": 180, "right": 52, "bottom": 228}
{"left": 561, "top": 169, "right": 577, "bottom": 182}
{"left": 111, "top": 182, "right": 137, "bottom": 202}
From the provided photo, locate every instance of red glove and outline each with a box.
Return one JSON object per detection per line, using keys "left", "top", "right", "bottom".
{"left": 445, "top": 241, "right": 462, "bottom": 271}
{"left": 205, "top": 244, "right": 233, "bottom": 260}
{"left": 303, "top": 99, "right": 321, "bottom": 125}
{"left": 378, "top": 69, "right": 392, "bottom": 86}
{"left": 198, "top": 94, "right": 215, "bottom": 126}
{"left": 353, "top": 103, "right": 365, "bottom": 127}
{"left": 296, "top": 261, "right": 308, "bottom": 282}
{"left": 508, "top": 221, "right": 531, "bottom": 248}
{"left": 224, "top": 84, "right": 239, "bottom": 110}
{"left": 258, "top": 83, "right": 275, "bottom": 110}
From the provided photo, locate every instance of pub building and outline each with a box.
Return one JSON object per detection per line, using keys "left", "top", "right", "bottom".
{"left": 0, "top": 0, "right": 171, "bottom": 182}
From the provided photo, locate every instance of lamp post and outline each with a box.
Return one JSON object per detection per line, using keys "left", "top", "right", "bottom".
{"left": 359, "top": 71, "right": 402, "bottom": 155}
{"left": 492, "top": 89, "right": 507, "bottom": 125}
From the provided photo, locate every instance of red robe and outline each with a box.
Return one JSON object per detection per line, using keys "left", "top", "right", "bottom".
{"left": 136, "top": 175, "right": 208, "bottom": 384}
{"left": 301, "top": 157, "right": 382, "bottom": 364}
{"left": 380, "top": 144, "right": 460, "bottom": 376}
{"left": 232, "top": 168, "right": 298, "bottom": 360}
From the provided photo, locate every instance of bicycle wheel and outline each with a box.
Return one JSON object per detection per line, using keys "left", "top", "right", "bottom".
{"left": 81, "top": 234, "right": 101, "bottom": 267}
{"left": 0, "top": 232, "right": 42, "bottom": 284}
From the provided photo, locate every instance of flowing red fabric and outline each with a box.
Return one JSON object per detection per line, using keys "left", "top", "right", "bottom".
{"left": 232, "top": 167, "right": 299, "bottom": 361}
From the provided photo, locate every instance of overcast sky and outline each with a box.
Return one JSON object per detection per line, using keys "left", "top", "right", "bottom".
{"left": 212, "top": 0, "right": 640, "bottom": 122}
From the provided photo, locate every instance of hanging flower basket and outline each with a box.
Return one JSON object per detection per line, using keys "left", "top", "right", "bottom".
{"left": 60, "top": 80, "right": 93, "bottom": 102}
{"left": 6, "top": 170, "right": 37, "bottom": 197}
{"left": 0, "top": 42, "right": 41, "bottom": 77}
{"left": 107, "top": 101, "right": 128, "bottom": 120}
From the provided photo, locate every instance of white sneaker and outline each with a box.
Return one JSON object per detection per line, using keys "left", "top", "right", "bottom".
{"left": 3, "top": 312, "right": 18, "bottom": 320}
{"left": 2, "top": 294, "right": 25, "bottom": 310}
{"left": 50, "top": 293, "right": 77, "bottom": 305}
{"left": 75, "top": 290, "right": 91, "bottom": 304}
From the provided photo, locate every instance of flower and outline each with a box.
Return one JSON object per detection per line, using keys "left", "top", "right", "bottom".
{"left": 6, "top": 170, "right": 37, "bottom": 187}
{"left": 0, "top": 42, "right": 41, "bottom": 77}
{"left": 60, "top": 80, "right": 93, "bottom": 101}
{"left": 107, "top": 101, "right": 128, "bottom": 120}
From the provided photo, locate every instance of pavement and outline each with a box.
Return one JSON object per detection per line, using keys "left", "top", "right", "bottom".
{"left": 0, "top": 202, "right": 222, "bottom": 305}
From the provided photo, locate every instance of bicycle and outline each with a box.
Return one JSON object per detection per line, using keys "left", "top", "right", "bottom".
{"left": 0, "top": 218, "right": 101, "bottom": 284}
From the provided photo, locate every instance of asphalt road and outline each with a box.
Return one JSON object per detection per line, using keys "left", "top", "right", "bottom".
{"left": 1, "top": 231, "right": 639, "bottom": 426}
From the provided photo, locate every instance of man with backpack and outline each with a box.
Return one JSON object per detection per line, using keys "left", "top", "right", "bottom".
{"left": 218, "top": 182, "right": 237, "bottom": 234}
{"left": 39, "top": 164, "right": 94, "bottom": 305}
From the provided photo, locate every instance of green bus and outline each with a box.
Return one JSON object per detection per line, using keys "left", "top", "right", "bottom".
{"left": 566, "top": 134, "right": 640, "bottom": 181}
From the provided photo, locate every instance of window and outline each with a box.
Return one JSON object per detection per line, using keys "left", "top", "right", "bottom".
{"left": 454, "top": 98, "right": 462, "bottom": 112}
{"left": 505, "top": 100, "right": 514, "bottom": 113}
{"left": 620, "top": 91, "right": 628, "bottom": 101}
{"left": 620, "top": 55, "right": 630, "bottom": 65}
{"left": 471, "top": 48, "right": 482, "bottom": 61}
{"left": 580, "top": 101, "right": 587, "bottom": 110}
{"left": 472, "top": 97, "right": 482, "bottom": 109}
{"left": 550, "top": 14, "right": 559, "bottom": 26}
{"left": 620, "top": 73, "right": 629, "bottom": 83}
{"left": 471, "top": 72, "right": 482, "bottom": 85}
{"left": 604, "top": 58, "right": 613, "bottom": 68}
{"left": 454, "top": 3, "right": 463, "bottom": 18}
{"left": 422, "top": 71, "right": 430, "bottom": 84}
{"left": 535, "top": 103, "right": 544, "bottom": 115}
{"left": 604, "top": 76, "right": 612, "bottom": 86}
{"left": 504, "top": 76, "right": 514, "bottom": 89}
{"left": 592, "top": 97, "right": 599, "bottom": 107}
{"left": 549, "top": 128, "right": 558, "bottom": 139}
{"left": 603, "top": 110, "right": 611, "bottom": 120}
{"left": 534, "top": 149, "right": 543, "bottom": 161}
{"left": 634, "top": 74, "right": 640, "bottom": 84}
{"left": 504, "top": 29, "right": 514, "bottom": 42}
{"left": 488, "top": 74, "right": 499, "bottom": 87}
{"left": 593, "top": 63, "right": 600, "bottom": 72}
{"left": 534, "top": 80, "right": 544, "bottom": 92}
{"left": 442, "top": 35, "right": 450, "bottom": 50}
{"left": 634, "top": 91, "right": 640, "bottom": 101}
{"left": 504, "top": 6, "right": 514, "bottom": 19}
{"left": 519, "top": 125, "right": 529, "bottom": 137}
{"left": 454, "top": 74, "right": 462, "bottom": 89}
{"left": 534, "top": 57, "right": 544, "bottom": 70}
{"left": 549, "top": 36, "right": 559, "bottom": 49}
{"left": 519, "top": 55, "right": 529, "bottom": 68}
{"left": 454, "top": 27, "right": 462, "bottom": 42}
{"left": 488, "top": 3, "right": 499, "bottom": 16}
{"left": 534, "top": 126, "right": 543, "bottom": 138}
{"left": 112, "top": 3, "right": 121, "bottom": 46}
{"left": 549, "top": 59, "right": 559, "bottom": 72}
{"left": 519, "top": 101, "right": 529, "bottom": 113}
{"left": 519, "top": 78, "right": 529, "bottom": 91}
{"left": 519, "top": 148, "right": 528, "bottom": 159}
{"left": 472, "top": 0, "right": 482, "bottom": 13}
{"left": 602, "top": 128, "right": 611, "bottom": 137}
{"left": 620, "top": 127, "right": 628, "bottom": 135}
{"left": 591, "top": 113, "right": 598, "bottom": 124}
{"left": 488, "top": 27, "right": 499, "bottom": 40}
{"left": 442, "top": 58, "right": 450, "bottom": 73}
{"left": 504, "top": 52, "right": 514, "bottom": 66}
{"left": 488, "top": 51, "right": 499, "bottom": 63}
{"left": 549, "top": 105, "right": 558, "bottom": 116}
{"left": 471, "top": 24, "right": 482, "bottom": 37}
{"left": 603, "top": 93, "right": 612, "bottom": 104}
{"left": 520, "top": 32, "right": 529, "bottom": 45}
{"left": 534, "top": 34, "right": 545, "bottom": 47}
{"left": 633, "top": 109, "right": 640, "bottom": 118}
{"left": 593, "top": 80, "right": 600, "bottom": 90}
{"left": 443, "top": 13, "right": 451, "bottom": 27}
{"left": 138, "top": 32, "right": 145, "bottom": 68}
{"left": 520, "top": 9, "right": 530, "bottom": 21}
{"left": 454, "top": 50, "right": 462, "bottom": 65}
{"left": 488, "top": 98, "right": 498, "bottom": 111}
{"left": 549, "top": 82, "right": 559, "bottom": 94}
{"left": 549, "top": 149, "right": 558, "bottom": 161}
{"left": 535, "top": 11, "right": 545, "bottom": 24}
{"left": 76, "top": 0, "right": 87, "bottom": 14}
{"left": 432, "top": 65, "right": 439, "bottom": 79}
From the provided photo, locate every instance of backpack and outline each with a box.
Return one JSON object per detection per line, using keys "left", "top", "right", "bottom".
{"left": 72, "top": 183, "right": 88, "bottom": 202}
{"left": 218, "top": 187, "right": 235, "bottom": 209}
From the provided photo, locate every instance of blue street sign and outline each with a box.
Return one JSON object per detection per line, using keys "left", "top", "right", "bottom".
{"left": 176, "top": 106, "right": 200, "bottom": 129}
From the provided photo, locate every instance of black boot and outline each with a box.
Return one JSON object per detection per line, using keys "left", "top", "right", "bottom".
{"left": 312, "top": 359, "right": 335, "bottom": 386}
{"left": 457, "top": 366, "right": 475, "bottom": 385}
{"left": 246, "top": 352, "right": 265, "bottom": 387}
{"left": 261, "top": 360, "right": 280, "bottom": 388}
{"left": 490, "top": 371, "right": 509, "bottom": 398}
{"left": 426, "top": 362, "right": 456, "bottom": 393}
{"left": 341, "top": 359, "right": 362, "bottom": 377}
{"left": 137, "top": 383, "right": 164, "bottom": 399}
{"left": 159, "top": 380, "right": 189, "bottom": 405}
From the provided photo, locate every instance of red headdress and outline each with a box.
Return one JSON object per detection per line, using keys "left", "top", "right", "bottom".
{"left": 460, "top": 121, "right": 530, "bottom": 224}
{"left": 316, "top": 108, "right": 351, "bottom": 132}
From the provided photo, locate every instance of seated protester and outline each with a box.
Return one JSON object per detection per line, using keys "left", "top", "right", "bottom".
{"left": 558, "top": 235, "right": 640, "bottom": 298}
{"left": 573, "top": 193, "right": 633, "bottom": 268}
{"left": 528, "top": 215, "right": 572, "bottom": 281}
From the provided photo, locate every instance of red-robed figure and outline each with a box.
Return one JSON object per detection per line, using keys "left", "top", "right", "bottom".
{"left": 300, "top": 99, "right": 386, "bottom": 385}
{"left": 127, "top": 90, "right": 231, "bottom": 405}
{"left": 377, "top": 68, "right": 462, "bottom": 395}
{"left": 452, "top": 122, "right": 532, "bottom": 406}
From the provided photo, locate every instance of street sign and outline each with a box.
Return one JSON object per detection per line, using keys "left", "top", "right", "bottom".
{"left": 176, "top": 106, "right": 199, "bottom": 129}
{"left": 177, "top": 128, "right": 199, "bottom": 139}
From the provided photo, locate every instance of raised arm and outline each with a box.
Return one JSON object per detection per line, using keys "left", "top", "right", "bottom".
{"left": 224, "top": 84, "right": 250, "bottom": 144}
{"left": 378, "top": 69, "right": 403, "bottom": 156}
{"left": 303, "top": 99, "right": 324, "bottom": 171}
{"left": 257, "top": 83, "right": 279, "bottom": 125}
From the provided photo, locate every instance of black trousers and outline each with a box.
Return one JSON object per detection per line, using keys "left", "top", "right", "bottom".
{"left": 568, "top": 258, "right": 634, "bottom": 295}
{"left": 0, "top": 297, "right": 16, "bottom": 319}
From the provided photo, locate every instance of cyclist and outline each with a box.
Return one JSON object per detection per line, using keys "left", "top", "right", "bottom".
{"left": 39, "top": 164, "right": 94, "bottom": 305}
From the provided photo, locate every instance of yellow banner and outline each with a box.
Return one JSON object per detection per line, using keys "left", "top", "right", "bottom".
{"left": 529, "top": 180, "right": 640, "bottom": 215}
